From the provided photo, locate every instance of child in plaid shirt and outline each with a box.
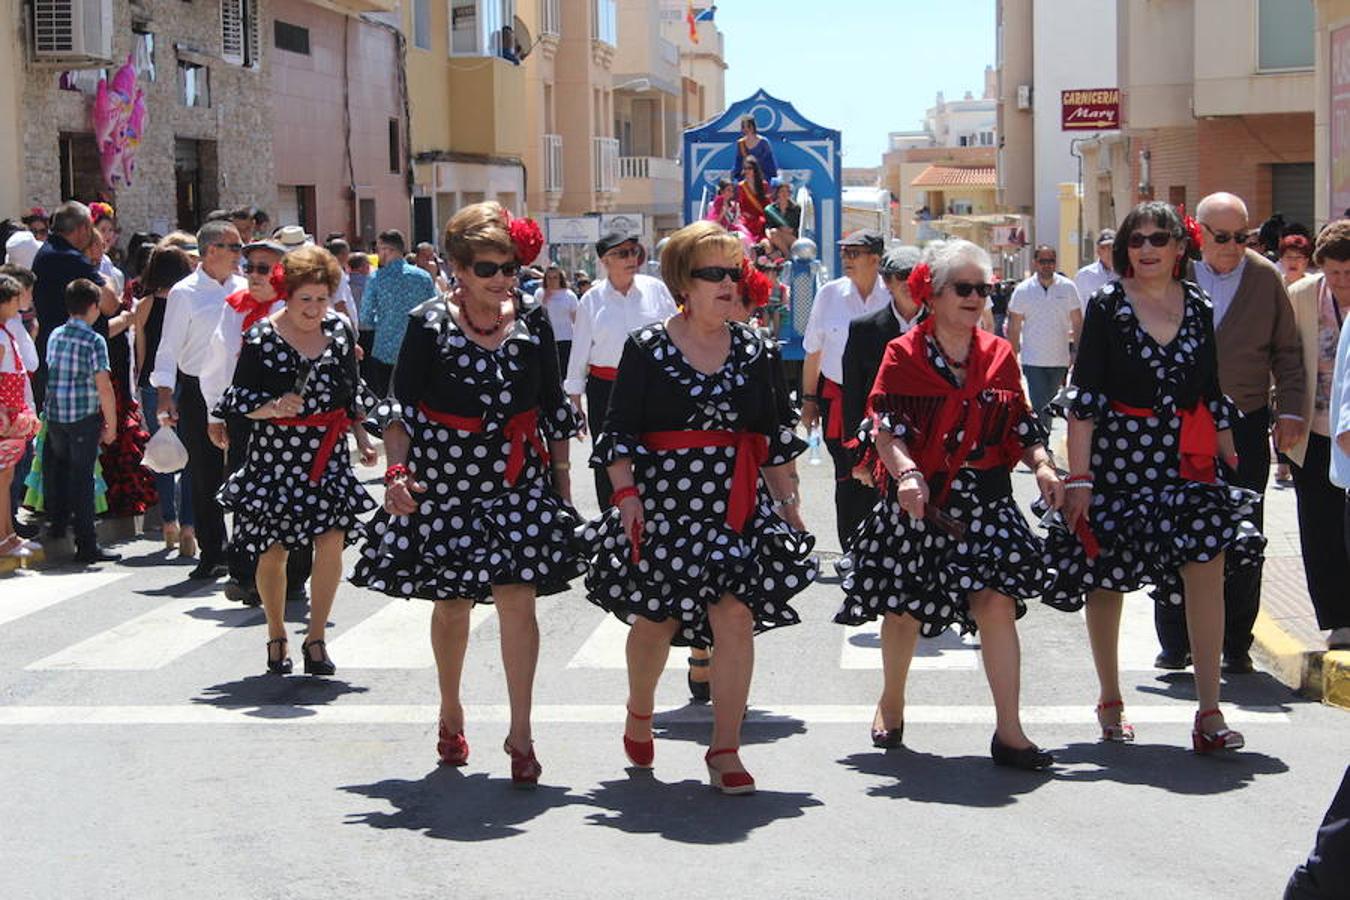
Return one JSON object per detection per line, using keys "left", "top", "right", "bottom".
{"left": 44, "top": 279, "right": 118, "bottom": 563}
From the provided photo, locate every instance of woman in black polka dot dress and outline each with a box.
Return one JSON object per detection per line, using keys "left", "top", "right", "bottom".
{"left": 215, "top": 246, "right": 379, "bottom": 678}
{"left": 834, "top": 239, "right": 1064, "bottom": 771}
{"left": 581, "top": 222, "right": 815, "bottom": 795}
{"left": 350, "top": 202, "right": 579, "bottom": 787}
{"left": 1044, "top": 201, "right": 1263, "bottom": 754}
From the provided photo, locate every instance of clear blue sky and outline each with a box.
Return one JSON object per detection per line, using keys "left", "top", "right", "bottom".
{"left": 716, "top": 0, "right": 997, "bottom": 167}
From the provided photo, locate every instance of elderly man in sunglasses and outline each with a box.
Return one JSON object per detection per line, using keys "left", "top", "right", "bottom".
{"left": 564, "top": 229, "right": 676, "bottom": 507}
{"left": 1152, "top": 190, "right": 1306, "bottom": 674}
{"left": 1007, "top": 243, "right": 1083, "bottom": 430}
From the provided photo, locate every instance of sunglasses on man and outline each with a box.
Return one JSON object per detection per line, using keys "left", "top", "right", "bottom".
{"left": 211, "top": 242, "right": 245, "bottom": 253}
{"left": 841, "top": 247, "right": 877, "bottom": 260}
{"left": 243, "top": 262, "right": 274, "bottom": 275}
{"left": 605, "top": 246, "right": 641, "bottom": 260}
{"left": 1035, "top": 256, "right": 1056, "bottom": 265}
{"left": 1201, "top": 222, "right": 1251, "bottom": 245}
{"left": 470, "top": 260, "right": 521, "bottom": 278}
{"left": 690, "top": 266, "right": 744, "bottom": 283}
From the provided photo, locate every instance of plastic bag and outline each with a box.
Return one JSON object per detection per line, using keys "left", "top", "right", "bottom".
{"left": 142, "top": 424, "right": 188, "bottom": 473}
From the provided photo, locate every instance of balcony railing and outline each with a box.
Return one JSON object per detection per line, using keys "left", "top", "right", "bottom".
{"left": 618, "top": 156, "right": 680, "bottom": 181}
{"left": 594, "top": 136, "right": 619, "bottom": 193}
{"left": 543, "top": 133, "right": 563, "bottom": 193}
{"left": 540, "top": 0, "right": 561, "bottom": 37}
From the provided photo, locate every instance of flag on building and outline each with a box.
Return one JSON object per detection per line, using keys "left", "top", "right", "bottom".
{"left": 696, "top": 5, "right": 716, "bottom": 21}
{"left": 686, "top": 2, "right": 700, "bottom": 43}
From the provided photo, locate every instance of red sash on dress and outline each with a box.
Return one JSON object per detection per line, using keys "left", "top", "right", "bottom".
{"left": 819, "top": 377, "right": 846, "bottom": 442}
{"left": 1110, "top": 400, "right": 1218, "bottom": 484}
{"left": 641, "top": 429, "right": 769, "bottom": 533}
{"left": 588, "top": 365, "right": 619, "bottom": 382}
{"left": 270, "top": 408, "right": 355, "bottom": 484}
{"left": 417, "top": 402, "right": 548, "bottom": 486}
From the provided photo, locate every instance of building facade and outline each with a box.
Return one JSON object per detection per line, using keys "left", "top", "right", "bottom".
{"left": 1315, "top": 0, "right": 1350, "bottom": 224}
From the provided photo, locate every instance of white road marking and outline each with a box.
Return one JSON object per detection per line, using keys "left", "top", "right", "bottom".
{"left": 839, "top": 622, "right": 979, "bottom": 670}
{"left": 25, "top": 589, "right": 259, "bottom": 671}
{"left": 0, "top": 570, "right": 131, "bottom": 628}
{"left": 328, "top": 601, "right": 494, "bottom": 669}
{"left": 566, "top": 615, "right": 683, "bottom": 670}
{"left": 0, "top": 703, "right": 1291, "bottom": 727}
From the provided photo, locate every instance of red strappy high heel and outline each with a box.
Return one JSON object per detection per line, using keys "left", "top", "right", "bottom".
{"left": 623, "top": 707, "right": 654, "bottom": 769}
{"left": 1095, "top": 699, "right": 1135, "bottom": 743}
{"left": 504, "top": 739, "right": 542, "bottom": 787}
{"left": 705, "top": 747, "right": 755, "bottom": 795}
{"left": 436, "top": 720, "right": 469, "bottom": 766}
{"left": 1193, "top": 708, "right": 1244, "bottom": 754}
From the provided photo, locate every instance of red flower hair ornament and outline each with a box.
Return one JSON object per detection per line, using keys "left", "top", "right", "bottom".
{"left": 1180, "top": 213, "right": 1202, "bottom": 253}
{"left": 268, "top": 262, "right": 289, "bottom": 300}
{"left": 89, "top": 201, "right": 115, "bottom": 222}
{"left": 501, "top": 208, "right": 544, "bottom": 265}
{"left": 907, "top": 262, "right": 934, "bottom": 306}
{"left": 740, "top": 257, "right": 772, "bottom": 308}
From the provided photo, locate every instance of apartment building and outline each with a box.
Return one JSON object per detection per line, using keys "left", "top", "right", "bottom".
{"left": 1316, "top": 0, "right": 1350, "bottom": 223}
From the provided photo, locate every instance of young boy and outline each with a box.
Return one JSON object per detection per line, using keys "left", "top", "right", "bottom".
{"left": 44, "top": 278, "right": 118, "bottom": 563}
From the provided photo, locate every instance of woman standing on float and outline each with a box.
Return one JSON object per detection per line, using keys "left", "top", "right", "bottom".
{"left": 835, "top": 239, "right": 1063, "bottom": 770}
{"left": 582, "top": 220, "right": 816, "bottom": 795}
{"left": 352, "top": 202, "right": 581, "bottom": 787}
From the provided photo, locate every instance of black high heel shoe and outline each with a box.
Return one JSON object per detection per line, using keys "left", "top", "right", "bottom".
{"left": 871, "top": 706, "right": 904, "bottom": 749}
{"left": 687, "top": 655, "right": 711, "bottom": 703}
{"left": 990, "top": 734, "right": 1054, "bottom": 770}
{"left": 301, "top": 639, "right": 336, "bottom": 676}
{"left": 266, "top": 637, "right": 292, "bottom": 675}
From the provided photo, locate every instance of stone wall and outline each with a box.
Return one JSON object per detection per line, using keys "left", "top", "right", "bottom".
{"left": 21, "top": 0, "right": 276, "bottom": 239}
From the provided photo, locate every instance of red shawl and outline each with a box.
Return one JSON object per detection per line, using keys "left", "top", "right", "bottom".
{"left": 866, "top": 318, "right": 1027, "bottom": 505}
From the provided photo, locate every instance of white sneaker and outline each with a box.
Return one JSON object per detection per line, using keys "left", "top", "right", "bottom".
{"left": 1328, "top": 627, "right": 1350, "bottom": 651}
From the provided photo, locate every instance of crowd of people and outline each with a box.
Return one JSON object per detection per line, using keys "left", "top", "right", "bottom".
{"left": 4, "top": 184, "right": 1350, "bottom": 799}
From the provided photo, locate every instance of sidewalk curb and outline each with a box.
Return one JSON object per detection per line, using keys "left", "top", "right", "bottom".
{"left": 0, "top": 515, "right": 142, "bottom": 575}
{"left": 1323, "top": 651, "right": 1350, "bottom": 710}
{"left": 1251, "top": 609, "right": 1350, "bottom": 710}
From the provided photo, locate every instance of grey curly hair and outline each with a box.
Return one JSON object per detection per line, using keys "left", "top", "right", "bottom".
{"left": 924, "top": 239, "right": 992, "bottom": 295}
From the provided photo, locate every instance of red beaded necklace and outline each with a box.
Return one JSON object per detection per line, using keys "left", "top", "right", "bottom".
{"left": 933, "top": 331, "right": 974, "bottom": 370}
{"left": 460, "top": 299, "right": 505, "bottom": 336}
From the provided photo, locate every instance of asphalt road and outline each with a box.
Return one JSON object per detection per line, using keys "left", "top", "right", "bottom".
{"left": 0, "top": 432, "right": 1345, "bottom": 899}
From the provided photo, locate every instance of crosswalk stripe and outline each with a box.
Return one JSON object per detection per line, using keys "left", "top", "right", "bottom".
{"left": 0, "top": 570, "right": 131, "bottom": 628}
{"left": 839, "top": 622, "right": 979, "bottom": 670}
{"left": 25, "top": 588, "right": 260, "bottom": 671}
{"left": 329, "top": 601, "right": 495, "bottom": 669}
{"left": 566, "top": 615, "right": 684, "bottom": 670}
{"left": 0, "top": 703, "right": 1292, "bottom": 727}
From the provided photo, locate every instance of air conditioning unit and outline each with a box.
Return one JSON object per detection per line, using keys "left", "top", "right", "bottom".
{"left": 1016, "top": 84, "right": 1032, "bottom": 110}
{"left": 31, "top": 0, "right": 114, "bottom": 65}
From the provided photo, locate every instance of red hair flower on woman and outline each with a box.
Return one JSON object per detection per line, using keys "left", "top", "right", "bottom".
{"left": 501, "top": 208, "right": 544, "bottom": 264}
{"left": 268, "top": 262, "right": 289, "bottom": 300}
{"left": 1181, "top": 214, "right": 1202, "bottom": 254}
{"left": 740, "top": 257, "right": 772, "bottom": 308}
{"left": 907, "top": 262, "right": 933, "bottom": 306}
{"left": 89, "top": 201, "right": 115, "bottom": 221}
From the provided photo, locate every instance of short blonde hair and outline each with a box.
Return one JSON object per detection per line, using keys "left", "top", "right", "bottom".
{"left": 659, "top": 221, "right": 744, "bottom": 301}
{"left": 443, "top": 201, "right": 514, "bottom": 267}
{"left": 281, "top": 245, "right": 341, "bottom": 294}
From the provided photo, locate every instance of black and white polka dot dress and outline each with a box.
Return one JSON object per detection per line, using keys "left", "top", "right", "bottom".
{"left": 215, "top": 315, "right": 377, "bottom": 552}
{"left": 834, "top": 333, "right": 1051, "bottom": 637}
{"left": 350, "top": 297, "right": 583, "bottom": 603}
{"left": 580, "top": 323, "right": 816, "bottom": 649}
{"left": 1038, "top": 281, "right": 1265, "bottom": 611}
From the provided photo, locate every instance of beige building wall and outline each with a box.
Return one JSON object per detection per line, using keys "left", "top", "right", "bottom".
{"left": 1193, "top": 0, "right": 1314, "bottom": 116}
{"left": 1315, "top": 0, "right": 1350, "bottom": 224}
{"left": 0, "top": 1, "right": 24, "bottom": 220}
{"left": 520, "top": 4, "right": 561, "bottom": 214}
{"left": 661, "top": 2, "right": 725, "bottom": 126}
{"left": 995, "top": 0, "right": 1034, "bottom": 214}
{"left": 556, "top": 0, "right": 616, "bottom": 215}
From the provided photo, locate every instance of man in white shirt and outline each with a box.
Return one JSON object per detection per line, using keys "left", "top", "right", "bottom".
{"left": 1007, "top": 244, "right": 1082, "bottom": 427}
{"left": 1073, "top": 229, "right": 1118, "bottom": 311}
{"left": 325, "top": 237, "right": 358, "bottom": 324}
{"left": 800, "top": 229, "right": 890, "bottom": 551}
{"left": 152, "top": 220, "right": 247, "bottom": 580}
{"left": 564, "top": 230, "right": 676, "bottom": 505}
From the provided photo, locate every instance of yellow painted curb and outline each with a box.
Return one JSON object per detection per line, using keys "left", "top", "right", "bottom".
{"left": 1323, "top": 651, "right": 1350, "bottom": 711}
{"left": 1251, "top": 609, "right": 1315, "bottom": 695}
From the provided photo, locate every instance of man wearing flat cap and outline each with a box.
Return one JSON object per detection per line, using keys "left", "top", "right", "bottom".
{"left": 1073, "top": 229, "right": 1119, "bottom": 313}
{"left": 564, "top": 230, "right": 676, "bottom": 505}
{"left": 801, "top": 229, "right": 891, "bottom": 553}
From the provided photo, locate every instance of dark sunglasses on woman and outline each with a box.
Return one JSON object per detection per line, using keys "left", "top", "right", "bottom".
{"left": 243, "top": 262, "right": 274, "bottom": 275}
{"left": 951, "top": 281, "right": 991, "bottom": 298}
{"left": 690, "top": 266, "right": 744, "bottom": 283}
{"left": 471, "top": 260, "right": 521, "bottom": 278}
{"left": 1127, "top": 232, "right": 1175, "bottom": 249}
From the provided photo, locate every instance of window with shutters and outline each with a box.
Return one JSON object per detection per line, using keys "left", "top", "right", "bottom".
{"left": 221, "top": 0, "right": 260, "bottom": 67}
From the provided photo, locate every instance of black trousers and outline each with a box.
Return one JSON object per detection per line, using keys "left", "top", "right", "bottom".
{"left": 557, "top": 340, "right": 572, "bottom": 379}
{"left": 1285, "top": 766, "right": 1350, "bottom": 899}
{"left": 365, "top": 357, "right": 393, "bottom": 399}
{"left": 586, "top": 374, "right": 615, "bottom": 507}
{"left": 817, "top": 383, "right": 876, "bottom": 551}
{"left": 224, "top": 416, "right": 312, "bottom": 593}
{"left": 44, "top": 414, "right": 102, "bottom": 550}
{"left": 1292, "top": 434, "right": 1350, "bottom": 630}
{"left": 176, "top": 374, "right": 228, "bottom": 564}
{"left": 1155, "top": 406, "right": 1270, "bottom": 659}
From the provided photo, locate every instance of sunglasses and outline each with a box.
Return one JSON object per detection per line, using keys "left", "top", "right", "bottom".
{"left": 212, "top": 242, "right": 244, "bottom": 252}
{"left": 605, "top": 246, "right": 641, "bottom": 260}
{"left": 470, "top": 260, "right": 521, "bottom": 278}
{"left": 841, "top": 248, "right": 877, "bottom": 259}
{"left": 1127, "top": 231, "right": 1175, "bottom": 249}
{"left": 1035, "top": 257, "right": 1057, "bottom": 265}
{"left": 950, "top": 281, "right": 992, "bottom": 298}
{"left": 243, "top": 262, "right": 274, "bottom": 275}
{"left": 690, "top": 266, "right": 744, "bottom": 283}
{"left": 1201, "top": 223, "right": 1250, "bottom": 245}
{"left": 180, "top": 243, "right": 200, "bottom": 253}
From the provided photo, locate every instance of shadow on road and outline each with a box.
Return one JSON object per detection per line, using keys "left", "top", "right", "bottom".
{"left": 650, "top": 705, "right": 807, "bottom": 747}
{"left": 1135, "top": 670, "right": 1306, "bottom": 713}
{"left": 192, "top": 675, "right": 368, "bottom": 717}
{"left": 340, "top": 767, "right": 585, "bottom": 841}
{"left": 838, "top": 749, "right": 1052, "bottom": 807}
{"left": 583, "top": 773, "right": 823, "bottom": 843}
{"left": 1050, "top": 741, "right": 1290, "bottom": 793}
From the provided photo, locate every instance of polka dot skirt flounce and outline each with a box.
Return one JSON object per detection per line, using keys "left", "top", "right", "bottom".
{"left": 834, "top": 469, "right": 1051, "bottom": 637}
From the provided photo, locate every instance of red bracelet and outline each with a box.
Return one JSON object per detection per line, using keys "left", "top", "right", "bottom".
{"left": 384, "top": 464, "right": 410, "bottom": 485}
{"left": 610, "top": 485, "right": 640, "bottom": 507}
{"left": 1065, "top": 473, "right": 1094, "bottom": 484}
{"left": 895, "top": 467, "right": 923, "bottom": 483}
